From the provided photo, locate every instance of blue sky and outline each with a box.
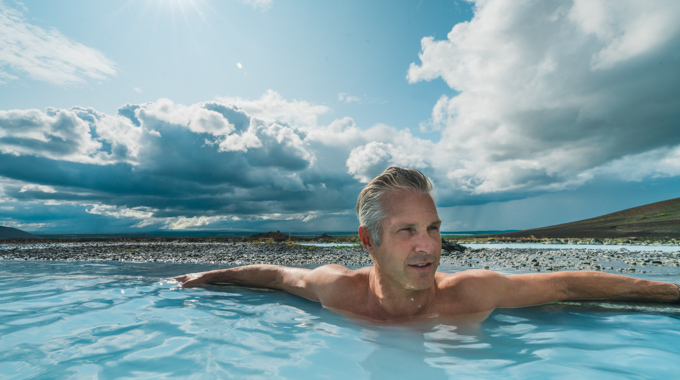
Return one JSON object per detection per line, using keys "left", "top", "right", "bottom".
{"left": 1, "top": 0, "right": 679, "bottom": 234}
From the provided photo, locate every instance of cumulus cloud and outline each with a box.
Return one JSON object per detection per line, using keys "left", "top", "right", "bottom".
{"left": 346, "top": 130, "right": 436, "bottom": 184}
{"left": 218, "top": 90, "right": 330, "bottom": 129}
{"left": 587, "top": 145, "right": 680, "bottom": 182}
{"left": 0, "top": 3, "right": 116, "bottom": 85}
{"left": 407, "top": 0, "right": 680, "bottom": 198}
{"left": 0, "top": 107, "right": 142, "bottom": 164}
{"left": 0, "top": 91, "right": 375, "bottom": 231}
{"left": 4, "top": 0, "right": 680, "bottom": 233}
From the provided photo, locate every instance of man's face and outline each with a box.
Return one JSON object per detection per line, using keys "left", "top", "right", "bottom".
{"left": 369, "top": 189, "right": 442, "bottom": 291}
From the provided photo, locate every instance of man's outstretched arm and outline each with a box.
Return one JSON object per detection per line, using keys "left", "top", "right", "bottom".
{"left": 495, "top": 271, "right": 680, "bottom": 308}
{"left": 173, "top": 264, "right": 347, "bottom": 303}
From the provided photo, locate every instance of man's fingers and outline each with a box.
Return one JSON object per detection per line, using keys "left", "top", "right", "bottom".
{"left": 179, "top": 278, "right": 202, "bottom": 287}
{"left": 172, "top": 273, "right": 207, "bottom": 287}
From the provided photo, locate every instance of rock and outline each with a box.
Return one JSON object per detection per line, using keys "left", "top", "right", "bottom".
{"left": 441, "top": 239, "right": 466, "bottom": 254}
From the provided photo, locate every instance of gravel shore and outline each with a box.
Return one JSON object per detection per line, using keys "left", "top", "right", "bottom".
{"left": 2, "top": 241, "right": 680, "bottom": 274}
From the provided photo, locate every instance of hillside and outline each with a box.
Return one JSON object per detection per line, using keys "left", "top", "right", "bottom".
{"left": 495, "top": 197, "right": 680, "bottom": 239}
{"left": 0, "top": 226, "right": 38, "bottom": 240}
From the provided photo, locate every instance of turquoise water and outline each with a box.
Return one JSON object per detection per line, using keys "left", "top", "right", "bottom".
{"left": 461, "top": 243, "right": 680, "bottom": 252}
{"left": 2, "top": 260, "right": 680, "bottom": 379}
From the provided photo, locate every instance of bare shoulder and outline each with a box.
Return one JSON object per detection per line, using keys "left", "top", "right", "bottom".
{"left": 437, "top": 269, "right": 505, "bottom": 289}
{"left": 307, "top": 265, "right": 371, "bottom": 308}
{"left": 434, "top": 270, "right": 508, "bottom": 314}
{"left": 308, "top": 264, "right": 370, "bottom": 286}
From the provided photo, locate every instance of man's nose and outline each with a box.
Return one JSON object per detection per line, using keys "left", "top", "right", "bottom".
{"left": 414, "top": 230, "right": 435, "bottom": 253}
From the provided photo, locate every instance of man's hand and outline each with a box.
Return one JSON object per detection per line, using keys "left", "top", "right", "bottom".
{"left": 173, "top": 271, "right": 217, "bottom": 287}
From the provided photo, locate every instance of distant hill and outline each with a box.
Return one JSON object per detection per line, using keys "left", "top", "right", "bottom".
{"left": 494, "top": 197, "right": 680, "bottom": 239}
{"left": 0, "top": 226, "right": 39, "bottom": 240}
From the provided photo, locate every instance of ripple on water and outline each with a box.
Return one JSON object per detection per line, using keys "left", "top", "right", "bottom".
{"left": 1, "top": 260, "right": 680, "bottom": 379}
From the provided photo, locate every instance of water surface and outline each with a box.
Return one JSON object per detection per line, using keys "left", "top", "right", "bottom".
{"left": 1, "top": 260, "right": 680, "bottom": 379}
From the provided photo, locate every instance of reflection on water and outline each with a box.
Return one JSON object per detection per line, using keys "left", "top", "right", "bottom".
{"left": 1, "top": 260, "right": 680, "bottom": 379}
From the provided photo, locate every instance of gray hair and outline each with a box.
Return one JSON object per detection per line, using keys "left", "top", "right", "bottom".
{"left": 356, "top": 166, "right": 433, "bottom": 246}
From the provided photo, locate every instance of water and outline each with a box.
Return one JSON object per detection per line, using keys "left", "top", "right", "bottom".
{"left": 298, "top": 242, "right": 680, "bottom": 252}
{"left": 462, "top": 243, "right": 680, "bottom": 252}
{"left": 2, "top": 260, "right": 680, "bottom": 379}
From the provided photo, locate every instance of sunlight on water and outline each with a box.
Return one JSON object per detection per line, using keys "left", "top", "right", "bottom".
{"left": 1, "top": 260, "right": 680, "bottom": 379}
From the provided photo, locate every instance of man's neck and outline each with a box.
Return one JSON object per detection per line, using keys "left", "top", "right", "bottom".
{"left": 367, "top": 267, "right": 437, "bottom": 320}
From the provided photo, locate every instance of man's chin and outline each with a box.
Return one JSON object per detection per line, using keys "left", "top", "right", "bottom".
{"left": 406, "top": 276, "right": 436, "bottom": 291}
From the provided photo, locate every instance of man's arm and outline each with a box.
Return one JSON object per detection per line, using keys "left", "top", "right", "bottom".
{"left": 173, "top": 264, "right": 348, "bottom": 303}
{"left": 495, "top": 271, "right": 680, "bottom": 308}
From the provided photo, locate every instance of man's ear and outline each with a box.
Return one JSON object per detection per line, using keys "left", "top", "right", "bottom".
{"left": 358, "top": 226, "right": 374, "bottom": 252}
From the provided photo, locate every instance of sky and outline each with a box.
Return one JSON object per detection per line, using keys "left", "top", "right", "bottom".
{"left": 1, "top": 0, "right": 679, "bottom": 235}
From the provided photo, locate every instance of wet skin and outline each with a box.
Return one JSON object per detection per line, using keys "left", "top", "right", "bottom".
{"left": 174, "top": 190, "right": 680, "bottom": 322}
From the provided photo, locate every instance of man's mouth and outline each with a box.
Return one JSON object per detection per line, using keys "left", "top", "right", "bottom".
{"left": 409, "top": 262, "right": 433, "bottom": 269}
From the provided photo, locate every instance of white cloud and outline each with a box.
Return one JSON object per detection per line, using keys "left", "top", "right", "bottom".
{"left": 162, "top": 215, "right": 229, "bottom": 230}
{"left": 346, "top": 130, "right": 436, "bottom": 184}
{"left": 0, "top": 3, "right": 116, "bottom": 85}
{"left": 139, "top": 98, "right": 236, "bottom": 137}
{"left": 568, "top": 0, "right": 680, "bottom": 70}
{"left": 0, "top": 70, "right": 18, "bottom": 83}
{"left": 588, "top": 145, "right": 680, "bottom": 182}
{"left": 218, "top": 90, "right": 330, "bottom": 130}
{"left": 338, "top": 92, "right": 361, "bottom": 104}
{"left": 407, "top": 0, "right": 680, "bottom": 196}
{"left": 0, "top": 106, "right": 143, "bottom": 164}
{"left": 0, "top": 108, "right": 102, "bottom": 162}
{"left": 0, "top": 220, "right": 48, "bottom": 230}
{"left": 86, "top": 204, "right": 155, "bottom": 219}
{"left": 19, "top": 184, "right": 56, "bottom": 193}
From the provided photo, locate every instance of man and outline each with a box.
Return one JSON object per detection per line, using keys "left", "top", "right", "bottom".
{"left": 174, "top": 167, "right": 680, "bottom": 321}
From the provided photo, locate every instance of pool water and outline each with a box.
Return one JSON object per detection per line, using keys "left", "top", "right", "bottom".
{"left": 2, "top": 260, "right": 680, "bottom": 379}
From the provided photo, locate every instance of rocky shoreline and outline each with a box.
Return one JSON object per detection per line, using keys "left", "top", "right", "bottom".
{"left": 445, "top": 247, "right": 680, "bottom": 274}
{"left": 0, "top": 241, "right": 374, "bottom": 266}
{"left": 450, "top": 236, "right": 680, "bottom": 246}
{"left": 1, "top": 240, "right": 680, "bottom": 274}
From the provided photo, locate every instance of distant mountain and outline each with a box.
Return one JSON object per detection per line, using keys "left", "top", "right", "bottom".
{"left": 494, "top": 197, "right": 680, "bottom": 239}
{"left": 0, "top": 226, "right": 38, "bottom": 240}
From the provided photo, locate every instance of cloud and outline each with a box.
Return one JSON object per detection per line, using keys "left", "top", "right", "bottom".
{"left": 587, "top": 145, "right": 680, "bottom": 182}
{"left": 3, "top": 1, "right": 680, "bottom": 233}
{"left": 338, "top": 92, "right": 362, "bottom": 104}
{"left": 346, "top": 132, "right": 436, "bottom": 184}
{"left": 218, "top": 90, "right": 330, "bottom": 129}
{"left": 0, "top": 91, "right": 374, "bottom": 231}
{"left": 0, "top": 3, "right": 116, "bottom": 85}
{"left": 0, "top": 106, "right": 142, "bottom": 164}
{"left": 406, "top": 0, "right": 680, "bottom": 198}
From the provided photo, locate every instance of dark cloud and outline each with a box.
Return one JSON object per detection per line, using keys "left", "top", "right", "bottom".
{"left": 0, "top": 95, "right": 365, "bottom": 232}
